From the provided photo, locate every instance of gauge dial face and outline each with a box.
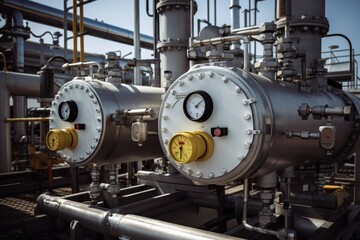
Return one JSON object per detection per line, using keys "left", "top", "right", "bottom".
{"left": 58, "top": 100, "right": 78, "bottom": 122}
{"left": 46, "top": 131, "right": 60, "bottom": 151}
{"left": 183, "top": 90, "right": 213, "bottom": 122}
{"left": 169, "top": 133, "right": 195, "bottom": 163}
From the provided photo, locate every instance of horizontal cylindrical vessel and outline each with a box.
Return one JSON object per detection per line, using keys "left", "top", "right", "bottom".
{"left": 158, "top": 63, "right": 360, "bottom": 185}
{"left": 48, "top": 78, "right": 164, "bottom": 165}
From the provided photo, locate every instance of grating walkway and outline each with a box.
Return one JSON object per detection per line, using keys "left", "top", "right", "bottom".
{"left": 0, "top": 187, "right": 86, "bottom": 240}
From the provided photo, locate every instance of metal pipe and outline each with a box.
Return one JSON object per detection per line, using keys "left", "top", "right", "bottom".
{"left": 242, "top": 179, "right": 295, "bottom": 239}
{"left": 79, "top": 0, "right": 85, "bottom": 62}
{"left": 231, "top": 25, "right": 262, "bottom": 35}
{"left": 62, "top": 61, "right": 103, "bottom": 72}
{"left": 63, "top": 0, "right": 68, "bottom": 59}
{"left": 36, "top": 194, "right": 241, "bottom": 240}
{"left": 0, "top": 71, "right": 11, "bottom": 173}
{"left": 2, "top": 0, "right": 153, "bottom": 49}
{"left": 192, "top": 35, "right": 250, "bottom": 71}
{"left": 242, "top": 178, "right": 278, "bottom": 236}
{"left": 189, "top": 0, "right": 195, "bottom": 68}
{"left": 214, "top": 0, "right": 217, "bottom": 26}
{"left": 4, "top": 117, "right": 50, "bottom": 123}
{"left": 230, "top": 0, "right": 241, "bottom": 50}
{"left": 134, "top": 0, "right": 141, "bottom": 85}
{"left": 12, "top": 11, "right": 27, "bottom": 160}
{"left": 72, "top": 0, "right": 78, "bottom": 62}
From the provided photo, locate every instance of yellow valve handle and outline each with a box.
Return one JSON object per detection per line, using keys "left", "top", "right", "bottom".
{"left": 46, "top": 128, "right": 78, "bottom": 151}
{"left": 169, "top": 131, "right": 214, "bottom": 164}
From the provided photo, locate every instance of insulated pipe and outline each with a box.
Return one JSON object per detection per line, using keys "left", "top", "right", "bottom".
{"left": 36, "top": 194, "right": 241, "bottom": 240}
{"left": 0, "top": 71, "right": 41, "bottom": 173}
{"left": 2, "top": 0, "right": 153, "bottom": 49}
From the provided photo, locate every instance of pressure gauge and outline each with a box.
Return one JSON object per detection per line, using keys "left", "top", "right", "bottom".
{"left": 46, "top": 130, "right": 61, "bottom": 151}
{"left": 58, "top": 100, "right": 78, "bottom": 122}
{"left": 46, "top": 128, "right": 78, "bottom": 151}
{"left": 168, "top": 131, "right": 214, "bottom": 164}
{"left": 183, "top": 90, "right": 213, "bottom": 122}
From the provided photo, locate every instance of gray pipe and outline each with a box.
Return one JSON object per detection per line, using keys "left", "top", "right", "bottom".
{"left": 134, "top": 0, "right": 141, "bottom": 85}
{"left": 2, "top": 0, "right": 153, "bottom": 50}
{"left": 12, "top": 10, "right": 27, "bottom": 161}
{"left": 37, "top": 194, "right": 242, "bottom": 240}
{"left": 0, "top": 71, "right": 41, "bottom": 173}
{"left": 230, "top": 0, "right": 241, "bottom": 50}
{"left": 0, "top": 72, "right": 11, "bottom": 173}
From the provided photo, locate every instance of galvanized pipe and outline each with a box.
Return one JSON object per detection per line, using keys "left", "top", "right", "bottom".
{"left": 2, "top": 0, "right": 153, "bottom": 49}
{"left": 37, "top": 194, "right": 241, "bottom": 240}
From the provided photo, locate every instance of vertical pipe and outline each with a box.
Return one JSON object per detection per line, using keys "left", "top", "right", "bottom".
{"left": 79, "top": 0, "right": 84, "bottom": 62}
{"left": 214, "top": 0, "right": 217, "bottom": 26}
{"left": 63, "top": 0, "right": 68, "bottom": 60}
{"left": 0, "top": 71, "right": 11, "bottom": 172}
{"left": 243, "top": 37, "right": 250, "bottom": 72}
{"left": 134, "top": 0, "right": 141, "bottom": 85}
{"left": 13, "top": 11, "right": 27, "bottom": 165}
{"left": 230, "top": 0, "right": 241, "bottom": 50}
{"left": 189, "top": 0, "right": 195, "bottom": 68}
{"left": 207, "top": 0, "right": 210, "bottom": 23}
{"left": 72, "top": 0, "right": 78, "bottom": 62}
{"left": 153, "top": 0, "right": 160, "bottom": 87}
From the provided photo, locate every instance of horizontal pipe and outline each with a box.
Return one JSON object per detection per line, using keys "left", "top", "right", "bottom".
{"left": 4, "top": 117, "right": 50, "bottom": 123}
{"left": 2, "top": 0, "right": 153, "bottom": 50}
{"left": 37, "top": 194, "right": 242, "bottom": 240}
{"left": 2, "top": 71, "right": 40, "bottom": 97}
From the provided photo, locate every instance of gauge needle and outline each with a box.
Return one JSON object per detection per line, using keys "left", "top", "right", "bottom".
{"left": 65, "top": 106, "right": 69, "bottom": 112}
{"left": 179, "top": 145, "right": 183, "bottom": 159}
{"left": 195, "top": 99, "right": 204, "bottom": 108}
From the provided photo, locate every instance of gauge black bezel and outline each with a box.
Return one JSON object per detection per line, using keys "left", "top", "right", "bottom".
{"left": 183, "top": 90, "right": 213, "bottom": 122}
{"left": 58, "top": 100, "right": 78, "bottom": 122}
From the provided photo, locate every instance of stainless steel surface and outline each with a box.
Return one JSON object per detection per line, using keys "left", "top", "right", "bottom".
{"left": 2, "top": 0, "right": 153, "bottom": 50}
{"left": 134, "top": 0, "right": 141, "bottom": 85}
{"left": 49, "top": 79, "right": 164, "bottom": 165}
{"left": 159, "top": 62, "right": 360, "bottom": 185}
{"left": 36, "top": 194, "right": 242, "bottom": 240}
{"left": 157, "top": 0, "right": 192, "bottom": 86}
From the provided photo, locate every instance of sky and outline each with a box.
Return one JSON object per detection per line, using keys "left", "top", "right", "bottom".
{"left": 27, "top": 0, "right": 360, "bottom": 69}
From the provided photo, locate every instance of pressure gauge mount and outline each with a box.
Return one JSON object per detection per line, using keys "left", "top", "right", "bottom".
{"left": 168, "top": 131, "right": 214, "bottom": 164}
{"left": 46, "top": 128, "right": 78, "bottom": 151}
{"left": 58, "top": 100, "right": 78, "bottom": 122}
{"left": 183, "top": 90, "right": 213, "bottom": 122}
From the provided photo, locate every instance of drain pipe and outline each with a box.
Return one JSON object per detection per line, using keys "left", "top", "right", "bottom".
{"left": 36, "top": 194, "right": 241, "bottom": 240}
{"left": 242, "top": 178, "right": 296, "bottom": 239}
